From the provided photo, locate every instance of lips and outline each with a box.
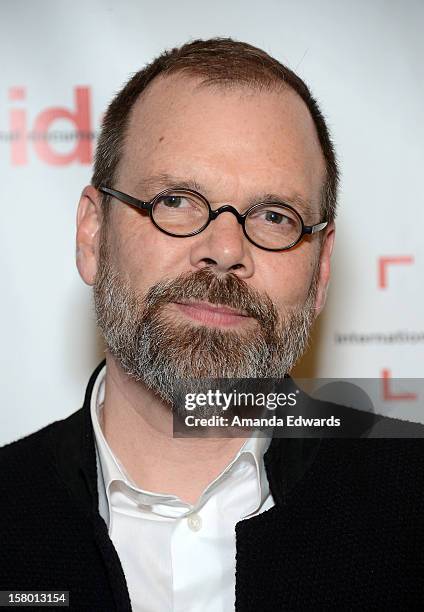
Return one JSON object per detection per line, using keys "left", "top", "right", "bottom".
{"left": 173, "top": 300, "right": 251, "bottom": 327}
{"left": 177, "top": 301, "right": 248, "bottom": 316}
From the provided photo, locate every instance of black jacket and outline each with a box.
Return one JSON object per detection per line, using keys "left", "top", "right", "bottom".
{"left": 0, "top": 361, "right": 423, "bottom": 611}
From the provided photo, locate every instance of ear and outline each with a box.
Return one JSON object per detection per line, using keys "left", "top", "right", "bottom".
{"left": 314, "top": 221, "right": 336, "bottom": 316}
{"left": 76, "top": 185, "right": 103, "bottom": 286}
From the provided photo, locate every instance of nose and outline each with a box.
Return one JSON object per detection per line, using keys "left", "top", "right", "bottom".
{"left": 189, "top": 208, "right": 255, "bottom": 278}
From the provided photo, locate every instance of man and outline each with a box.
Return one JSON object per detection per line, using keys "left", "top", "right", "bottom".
{"left": 0, "top": 38, "right": 423, "bottom": 611}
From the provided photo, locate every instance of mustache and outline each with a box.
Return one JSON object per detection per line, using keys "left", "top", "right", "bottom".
{"left": 142, "top": 267, "right": 279, "bottom": 331}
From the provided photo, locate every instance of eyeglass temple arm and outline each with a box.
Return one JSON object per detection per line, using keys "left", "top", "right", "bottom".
{"left": 303, "top": 221, "right": 328, "bottom": 235}
{"left": 99, "top": 186, "right": 150, "bottom": 211}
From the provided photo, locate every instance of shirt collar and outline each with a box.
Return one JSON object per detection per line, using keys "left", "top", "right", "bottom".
{"left": 90, "top": 364, "right": 271, "bottom": 516}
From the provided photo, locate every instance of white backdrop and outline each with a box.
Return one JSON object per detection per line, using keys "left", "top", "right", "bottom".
{"left": 0, "top": 0, "right": 422, "bottom": 445}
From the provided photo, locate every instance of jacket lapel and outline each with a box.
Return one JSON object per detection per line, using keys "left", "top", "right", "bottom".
{"left": 52, "top": 360, "right": 132, "bottom": 611}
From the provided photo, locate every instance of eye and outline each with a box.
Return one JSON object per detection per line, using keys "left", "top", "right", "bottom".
{"left": 249, "top": 205, "right": 297, "bottom": 227}
{"left": 262, "top": 210, "right": 291, "bottom": 224}
{"left": 161, "top": 195, "right": 189, "bottom": 208}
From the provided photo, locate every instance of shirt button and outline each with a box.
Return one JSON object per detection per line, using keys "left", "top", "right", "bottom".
{"left": 187, "top": 513, "right": 202, "bottom": 532}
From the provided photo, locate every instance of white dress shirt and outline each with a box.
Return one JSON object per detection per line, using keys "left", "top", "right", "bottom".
{"left": 90, "top": 365, "right": 274, "bottom": 612}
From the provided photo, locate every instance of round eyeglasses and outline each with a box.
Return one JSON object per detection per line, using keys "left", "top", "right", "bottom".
{"left": 99, "top": 185, "right": 328, "bottom": 252}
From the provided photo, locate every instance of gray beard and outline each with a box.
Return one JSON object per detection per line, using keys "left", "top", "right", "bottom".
{"left": 93, "top": 238, "right": 318, "bottom": 416}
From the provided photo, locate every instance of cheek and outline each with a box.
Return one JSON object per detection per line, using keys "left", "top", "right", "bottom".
{"left": 107, "top": 211, "right": 185, "bottom": 287}
{"left": 257, "top": 247, "right": 318, "bottom": 308}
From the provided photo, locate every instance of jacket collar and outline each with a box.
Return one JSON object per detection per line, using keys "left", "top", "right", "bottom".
{"left": 52, "top": 360, "right": 105, "bottom": 516}
{"left": 53, "top": 361, "right": 322, "bottom": 514}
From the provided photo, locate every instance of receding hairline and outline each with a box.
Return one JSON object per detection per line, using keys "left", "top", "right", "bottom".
{"left": 128, "top": 68, "right": 309, "bottom": 116}
{"left": 117, "top": 70, "right": 326, "bottom": 188}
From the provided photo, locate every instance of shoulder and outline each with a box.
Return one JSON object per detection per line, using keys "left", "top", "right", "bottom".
{"left": 0, "top": 408, "right": 84, "bottom": 494}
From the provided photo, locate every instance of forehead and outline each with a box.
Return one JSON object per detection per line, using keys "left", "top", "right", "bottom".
{"left": 117, "top": 74, "right": 326, "bottom": 210}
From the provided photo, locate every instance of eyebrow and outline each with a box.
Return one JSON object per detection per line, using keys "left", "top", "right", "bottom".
{"left": 134, "top": 173, "right": 204, "bottom": 196}
{"left": 134, "top": 173, "right": 316, "bottom": 217}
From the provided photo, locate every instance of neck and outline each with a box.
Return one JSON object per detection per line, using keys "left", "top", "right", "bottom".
{"left": 101, "top": 353, "right": 246, "bottom": 505}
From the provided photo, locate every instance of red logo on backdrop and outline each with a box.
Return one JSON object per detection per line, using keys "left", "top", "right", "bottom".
{"left": 381, "top": 369, "right": 417, "bottom": 401}
{"left": 4, "top": 86, "right": 94, "bottom": 165}
{"left": 378, "top": 255, "right": 414, "bottom": 289}
{"left": 378, "top": 256, "right": 417, "bottom": 402}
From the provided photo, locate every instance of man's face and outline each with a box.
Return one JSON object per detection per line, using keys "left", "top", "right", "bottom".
{"left": 79, "top": 74, "right": 334, "bottom": 398}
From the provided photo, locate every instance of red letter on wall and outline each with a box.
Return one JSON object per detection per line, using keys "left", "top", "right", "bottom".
{"left": 33, "top": 87, "right": 92, "bottom": 165}
{"left": 9, "top": 87, "right": 27, "bottom": 165}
